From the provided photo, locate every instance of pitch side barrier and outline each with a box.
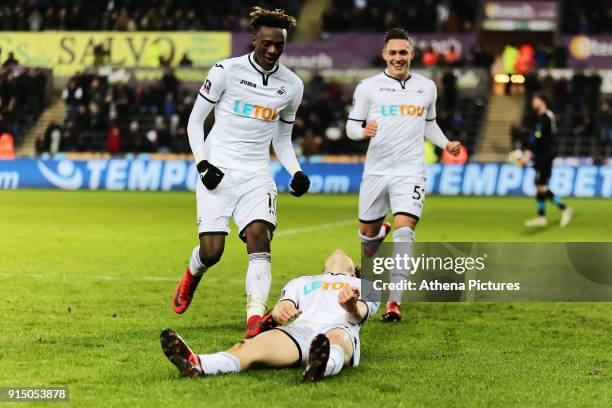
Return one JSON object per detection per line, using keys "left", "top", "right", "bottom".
{"left": 0, "top": 158, "right": 610, "bottom": 197}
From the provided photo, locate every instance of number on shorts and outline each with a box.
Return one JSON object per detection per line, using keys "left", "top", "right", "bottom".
{"left": 412, "top": 185, "right": 423, "bottom": 201}
{"left": 267, "top": 192, "right": 276, "bottom": 215}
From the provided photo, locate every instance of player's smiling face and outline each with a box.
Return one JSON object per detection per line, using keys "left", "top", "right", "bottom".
{"left": 252, "top": 26, "right": 286, "bottom": 70}
{"left": 383, "top": 39, "right": 414, "bottom": 80}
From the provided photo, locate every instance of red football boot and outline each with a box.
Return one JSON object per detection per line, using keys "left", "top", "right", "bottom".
{"left": 381, "top": 301, "right": 402, "bottom": 322}
{"left": 172, "top": 268, "right": 202, "bottom": 314}
{"left": 244, "top": 310, "right": 278, "bottom": 339}
{"left": 244, "top": 315, "right": 262, "bottom": 339}
{"left": 363, "top": 221, "right": 392, "bottom": 257}
{"left": 160, "top": 328, "right": 204, "bottom": 378}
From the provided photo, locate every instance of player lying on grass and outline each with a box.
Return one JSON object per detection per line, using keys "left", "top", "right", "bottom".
{"left": 161, "top": 249, "right": 379, "bottom": 382}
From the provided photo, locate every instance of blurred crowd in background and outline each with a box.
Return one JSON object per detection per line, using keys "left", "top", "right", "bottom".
{"left": 0, "top": 0, "right": 301, "bottom": 32}
{"left": 323, "top": 0, "right": 478, "bottom": 33}
{"left": 513, "top": 70, "right": 611, "bottom": 159}
{"left": 0, "top": 0, "right": 609, "bottom": 161}
{"left": 559, "top": 0, "right": 612, "bottom": 34}
{"left": 35, "top": 67, "right": 483, "bottom": 163}
{"left": 38, "top": 68, "right": 192, "bottom": 154}
{"left": 0, "top": 0, "right": 608, "bottom": 34}
{"left": 0, "top": 65, "right": 48, "bottom": 158}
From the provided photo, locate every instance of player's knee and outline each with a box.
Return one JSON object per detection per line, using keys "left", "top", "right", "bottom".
{"left": 326, "top": 329, "right": 350, "bottom": 345}
{"left": 245, "top": 224, "right": 271, "bottom": 251}
{"left": 359, "top": 223, "right": 381, "bottom": 237}
{"left": 326, "top": 330, "right": 353, "bottom": 364}
{"left": 395, "top": 216, "right": 418, "bottom": 230}
{"left": 199, "top": 245, "right": 223, "bottom": 267}
{"left": 228, "top": 342, "right": 243, "bottom": 353}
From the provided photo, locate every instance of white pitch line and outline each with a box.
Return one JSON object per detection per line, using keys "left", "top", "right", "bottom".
{"left": 275, "top": 219, "right": 355, "bottom": 237}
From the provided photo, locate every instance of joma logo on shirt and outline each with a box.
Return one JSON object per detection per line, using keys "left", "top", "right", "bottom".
{"left": 233, "top": 100, "right": 279, "bottom": 121}
{"left": 380, "top": 105, "right": 425, "bottom": 117}
{"left": 240, "top": 79, "right": 257, "bottom": 88}
{"left": 303, "top": 280, "right": 350, "bottom": 295}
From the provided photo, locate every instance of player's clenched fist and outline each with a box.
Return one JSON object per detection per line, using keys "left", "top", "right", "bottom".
{"left": 272, "top": 300, "right": 302, "bottom": 325}
{"left": 363, "top": 121, "right": 377, "bottom": 138}
{"left": 338, "top": 287, "right": 360, "bottom": 312}
{"left": 445, "top": 141, "right": 462, "bottom": 157}
{"left": 290, "top": 171, "right": 310, "bottom": 197}
{"left": 197, "top": 160, "right": 224, "bottom": 190}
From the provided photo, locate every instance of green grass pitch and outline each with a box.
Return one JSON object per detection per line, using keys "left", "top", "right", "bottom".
{"left": 1, "top": 190, "right": 611, "bottom": 407}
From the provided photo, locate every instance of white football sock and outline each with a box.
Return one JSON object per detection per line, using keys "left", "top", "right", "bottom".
{"left": 245, "top": 252, "right": 271, "bottom": 319}
{"left": 358, "top": 223, "right": 388, "bottom": 244}
{"left": 324, "top": 345, "right": 345, "bottom": 377}
{"left": 189, "top": 245, "right": 208, "bottom": 277}
{"left": 388, "top": 227, "right": 415, "bottom": 304}
{"left": 197, "top": 352, "right": 241, "bottom": 375}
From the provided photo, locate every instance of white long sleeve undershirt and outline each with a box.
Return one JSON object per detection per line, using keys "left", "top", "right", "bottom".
{"left": 187, "top": 95, "right": 215, "bottom": 165}
{"left": 425, "top": 120, "right": 449, "bottom": 149}
{"left": 273, "top": 121, "right": 301, "bottom": 175}
{"left": 346, "top": 119, "right": 365, "bottom": 141}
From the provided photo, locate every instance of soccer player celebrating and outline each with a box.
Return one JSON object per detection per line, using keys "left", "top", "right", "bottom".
{"left": 524, "top": 93, "right": 572, "bottom": 227}
{"left": 161, "top": 249, "right": 379, "bottom": 382}
{"left": 172, "top": 7, "right": 310, "bottom": 337}
{"left": 345, "top": 28, "right": 461, "bottom": 322}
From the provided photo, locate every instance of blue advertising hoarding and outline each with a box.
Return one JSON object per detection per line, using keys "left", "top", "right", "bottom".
{"left": 0, "top": 159, "right": 610, "bottom": 197}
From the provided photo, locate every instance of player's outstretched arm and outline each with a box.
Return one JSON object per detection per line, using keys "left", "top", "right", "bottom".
{"left": 272, "top": 299, "right": 301, "bottom": 325}
{"left": 338, "top": 287, "right": 368, "bottom": 324}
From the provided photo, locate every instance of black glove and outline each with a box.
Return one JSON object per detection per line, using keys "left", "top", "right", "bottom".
{"left": 290, "top": 171, "right": 310, "bottom": 197}
{"left": 197, "top": 160, "right": 224, "bottom": 190}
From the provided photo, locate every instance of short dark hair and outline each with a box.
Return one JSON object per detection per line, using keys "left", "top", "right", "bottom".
{"left": 533, "top": 92, "right": 550, "bottom": 108}
{"left": 384, "top": 27, "right": 413, "bottom": 46}
{"left": 249, "top": 6, "right": 297, "bottom": 32}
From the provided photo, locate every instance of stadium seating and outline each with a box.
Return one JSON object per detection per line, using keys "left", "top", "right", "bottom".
{"left": 41, "top": 66, "right": 486, "bottom": 158}
{"left": 560, "top": 0, "right": 612, "bottom": 34}
{"left": 0, "top": 1, "right": 302, "bottom": 31}
{"left": 519, "top": 72, "right": 611, "bottom": 159}
{"left": 322, "top": 0, "right": 479, "bottom": 33}
{"left": 51, "top": 68, "right": 194, "bottom": 154}
{"left": 0, "top": 66, "right": 50, "bottom": 146}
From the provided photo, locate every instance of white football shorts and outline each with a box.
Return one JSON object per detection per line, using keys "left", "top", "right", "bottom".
{"left": 196, "top": 167, "right": 277, "bottom": 241}
{"left": 358, "top": 175, "right": 425, "bottom": 223}
{"left": 276, "top": 320, "right": 361, "bottom": 367}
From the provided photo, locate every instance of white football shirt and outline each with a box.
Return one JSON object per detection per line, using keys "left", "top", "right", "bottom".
{"left": 199, "top": 52, "right": 304, "bottom": 174}
{"left": 279, "top": 273, "right": 380, "bottom": 329}
{"left": 349, "top": 71, "right": 437, "bottom": 180}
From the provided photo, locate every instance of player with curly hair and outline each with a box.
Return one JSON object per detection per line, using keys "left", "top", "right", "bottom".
{"left": 172, "top": 7, "right": 310, "bottom": 337}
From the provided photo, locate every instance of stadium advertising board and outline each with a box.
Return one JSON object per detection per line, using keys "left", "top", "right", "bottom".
{"left": 232, "top": 33, "right": 477, "bottom": 69}
{"left": 559, "top": 35, "right": 612, "bottom": 69}
{"left": 482, "top": 1, "right": 558, "bottom": 31}
{"left": 0, "top": 32, "right": 231, "bottom": 76}
{"left": 0, "top": 159, "right": 610, "bottom": 197}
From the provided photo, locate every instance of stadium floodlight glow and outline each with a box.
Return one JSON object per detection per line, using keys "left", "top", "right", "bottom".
{"left": 510, "top": 74, "right": 525, "bottom": 84}
{"left": 494, "top": 74, "right": 510, "bottom": 83}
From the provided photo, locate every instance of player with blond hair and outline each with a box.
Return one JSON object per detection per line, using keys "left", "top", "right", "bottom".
{"left": 161, "top": 249, "right": 379, "bottom": 382}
